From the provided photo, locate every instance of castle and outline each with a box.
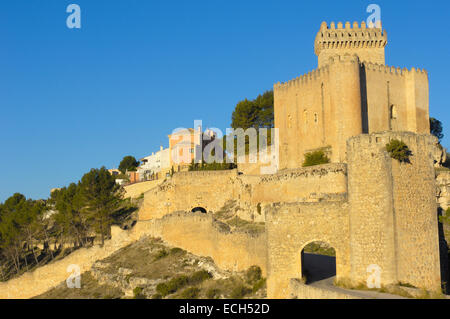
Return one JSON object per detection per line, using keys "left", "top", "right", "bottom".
{"left": 0, "top": 21, "right": 447, "bottom": 299}
{"left": 275, "top": 21, "right": 430, "bottom": 166}
{"left": 134, "top": 21, "right": 445, "bottom": 298}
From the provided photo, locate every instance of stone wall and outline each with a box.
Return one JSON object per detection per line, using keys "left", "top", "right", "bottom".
{"left": 0, "top": 226, "right": 134, "bottom": 299}
{"left": 123, "top": 179, "right": 163, "bottom": 199}
{"left": 249, "top": 164, "right": 347, "bottom": 205}
{"left": 274, "top": 55, "right": 364, "bottom": 166}
{"left": 139, "top": 170, "right": 238, "bottom": 220}
{"left": 138, "top": 164, "right": 348, "bottom": 222}
{"left": 0, "top": 211, "right": 267, "bottom": 299}
{"left": 265, "top": 201, "right": 350, "bottom": 299}
{"left": 275, "top": 22, "right": 430, "bottom": 169}
{"left": 133, "top": 212, "right": 267, "bottom": 275}
{"left": 362, "top": 63, "right": 429, "bottom": 134}
{"left": 436, "top": 170, "right": 450, "bottom": 210}
{"left": 347, "top": 132, "right": 441, "bottom": 291}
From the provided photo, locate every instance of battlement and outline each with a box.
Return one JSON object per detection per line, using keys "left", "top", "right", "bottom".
{"left": 314, "top": 21, "right": 387, "bottom": 67}
{"left": 347, "top": 131, "right": 437, "bottom": 151}
{"left": 274, "top": 54, "right": 359, "bottom": 90}
{"left": 274, "top": 65, "right": 329, "bottom": 90}
{"left": 315, "top": 21, "right": 387, "bottom": 56}
{"left": 362, "top": 62, "right": 428, "bottom": 76}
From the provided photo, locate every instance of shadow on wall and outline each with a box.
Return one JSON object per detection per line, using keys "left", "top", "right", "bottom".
{"left": 437, "top": 208, "right": 450, "bottom": 294}
{"left": 301, "top": 242, "right": 337, "bottom": 284}
{"left": 191, "top": 207, "right": 207, "bottom": 214}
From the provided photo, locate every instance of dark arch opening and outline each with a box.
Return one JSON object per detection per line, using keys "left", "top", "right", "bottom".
{"left": 301, "top": 241, "right": 336, "bottom": 284}
{"left": 191, "top": 207, "right": 207, "bottom": 214}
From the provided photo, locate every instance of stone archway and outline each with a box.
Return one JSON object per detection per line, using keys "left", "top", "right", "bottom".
{"left": 191, "top": 207, "right": 207, "bottom": 214}
{"left": 300, "top": 240, "right": 336, "bottom": 284}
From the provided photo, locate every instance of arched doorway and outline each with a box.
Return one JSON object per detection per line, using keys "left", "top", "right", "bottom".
{"left": 301, "top": 241, "right": 336, "bottom": 284}
{"left": 191, "top": 207, "right": 207, "bottom": 214}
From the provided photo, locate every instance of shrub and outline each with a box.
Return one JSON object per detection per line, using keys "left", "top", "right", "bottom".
{"left": 386, "top": 139, "right": 411, "bottom": 163}
{"left": 152, "top": 293, "right": 162, "bottom": 299}
{"left": 170, "top": 247, "right": 185, "bottom": 255}
{"left": 252, "top": 278, "right": 266, "bottom": 293}
{"left": 229, "top": 284, "right": 252, "bottom": 299}
{"left": 133, "top": 287, "right": 145, "bottom": 299}
{"left": 302, "top": 150, "right": 330, "bottom": 167}
{"left": 245, "top": 266, "right": 262, "bottom": 284}
{"left": 180, "top": 287, "right": 200, "bottom": 299}
{"left": 153, "top": 249, "right": 168, "bottom": 261}
{"left": 190, "top": 270, "right": 212, "bottom": 285}
{"left": 156, "top": 275, "right": 189, "bottom": 297}
{"left": 206, "top": 288, "right": 221, "bottom": 299}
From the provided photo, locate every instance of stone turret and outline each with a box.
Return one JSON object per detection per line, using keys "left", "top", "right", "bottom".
{"left": 314, "top": 21, "right": 388, "bottom": 67}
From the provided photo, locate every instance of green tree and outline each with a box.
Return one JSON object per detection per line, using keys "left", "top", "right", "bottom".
{"left": 0, "top": 194, "right": 45, "bottom": 274}
{"left": 231, "top": 90, "right": 274, "bottom": 129}
{"left": 228, "top": 90, "right": 274, "bottom": 157}
{"left": 78, "top": 167, "right": 124, "bottom": 245}
{"left": 430, "top": 117, "right": 444, "bottom": 142}
{"left": 50, "top": 183, "right": 88, "bottom": 248}
{"left": 118, "top": 156, "right": 139, "bottom": 174}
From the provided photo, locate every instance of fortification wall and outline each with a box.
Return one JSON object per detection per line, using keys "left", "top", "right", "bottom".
{"left": 123, "top": 179, "right": 163, "bottom": 199}
{"left": 265, "top": 201, "right": 350, "bottom": 299}
{"left": 0, "top": 210, "right": 268, "bottom": 299}
{"left": 139, "top": 170, "right": 237, "bottom": 220}
{"left": 0, "top": 226, "right": 134, "bottom": 299}
{"left": 389, "top": 133, "right": 440, "bottom": 290}
{"left": 347, "top": 132, "right": 441, "bottom": 291}
{"left": 274, "top": 54, "right": 363, "bottom": 167}
{"left": 132, "top": 212, "right": 267, "bottom": 275}
{"left": 362, "top": 63, "right": 429, "bottom": 134}
{"left": 139, "top": 165, "right": 348, "bottom": 222}
{"left": 249, "top": 164, "right": 347, "bottom": 204}
{"left": 436, "top": 170, "right": 450, "bottom": 210}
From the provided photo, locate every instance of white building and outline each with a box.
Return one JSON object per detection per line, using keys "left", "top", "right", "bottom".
{"left": 138, "top": 146, "right": 171, "bottom": 181}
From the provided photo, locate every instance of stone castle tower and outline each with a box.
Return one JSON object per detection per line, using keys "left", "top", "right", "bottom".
{"left": 274, "top": 21, "right": 430, "bottom": 168}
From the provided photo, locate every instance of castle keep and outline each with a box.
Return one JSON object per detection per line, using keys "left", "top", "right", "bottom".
{"left": 275, "top": 21, "right": 430, "bottom": 167}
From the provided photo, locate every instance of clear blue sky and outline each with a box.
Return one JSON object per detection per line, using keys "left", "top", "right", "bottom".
{"left": 1, "top": 0, "right": 449, "bottom": 202}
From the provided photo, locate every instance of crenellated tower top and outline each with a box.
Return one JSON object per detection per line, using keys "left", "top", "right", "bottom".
{"left": 314, "top": 21, "right": 388, "bottom": 67}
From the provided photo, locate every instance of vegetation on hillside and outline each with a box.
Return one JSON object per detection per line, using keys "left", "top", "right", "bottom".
{"left": 0, "top": 167, "right": 135, "bottom": 281}
{"left": 35, "top": 237, "right": 267, "bottom": 299}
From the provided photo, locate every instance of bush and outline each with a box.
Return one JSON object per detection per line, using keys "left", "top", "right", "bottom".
{"left": 386, "top": 139, "right": 411, "bottom": 163}
{"left": 156, "top": 275, "right": 189, "bottom": 297}
{"left": 229, "top": 284, "right": 252, "bottom": 299}
{"left": 302, "top": 150, "right": 330, "bottom": 167}
{"left": 206, "top": 288, "right": 221, "bottom": 299}
{"left": 245, "top": 266, "right": 262, "bottom": 284}
{"left": 190, "top": 270, "right": 213, "bottom": 285}
{"left": 133, "top": 287, "right": 145, "bottom": 299}
{"left": 152, "top": 293, "right": 162, "bottom": 299}
{"left": 170, "top": 247, "right": 185, "bottom": 255}
{"left": 180, "top": 287, "right": 200, "bottom": 299}
{"left": 153, "top": 249, "right": 169, "bottom": 261}
{"left": 252, "top": 278, "right": 266, "bottom": 293}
